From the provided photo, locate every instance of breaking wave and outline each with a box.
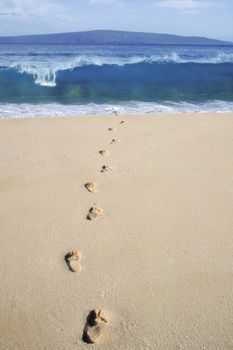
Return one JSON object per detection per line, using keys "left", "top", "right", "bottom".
{"left": 1, "top": 44, "right": 233, "bottom": 114}
{"left": 0, "top": 51, "right": 233, "bottom": 87}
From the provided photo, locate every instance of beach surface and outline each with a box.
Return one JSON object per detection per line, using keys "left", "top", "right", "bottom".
{"left": 0, "top": 113, "right": 233, "bottom": 349}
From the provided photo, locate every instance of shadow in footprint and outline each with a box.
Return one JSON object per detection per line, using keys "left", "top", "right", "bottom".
{"left": 99, "top": 150, "right": 109, "bottom": 156}
{"left": 65, "top": 250, "right": 82, "bottom": 273}
{"left": 87, "top": 206, "right": 103, "bottom": 220}
{"left": 101, "top": 165, "right": 113, "bottom": 173}
{"left": 111, "top": 138, "right": 120, "bottom": 144}
{"left": 85, "top": 181, "right": 97, "bottom": 193}
{"left": 83, "top": 309, "right": 108, "bottom": 344}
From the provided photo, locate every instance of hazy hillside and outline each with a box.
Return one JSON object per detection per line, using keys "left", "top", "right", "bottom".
{"left": 0, "top": 30, "right": 231, "bottom": 45}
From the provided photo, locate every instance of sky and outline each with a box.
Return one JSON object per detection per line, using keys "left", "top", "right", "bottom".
{"left": 0, "top": 0, "right": 232, "bottom": 41}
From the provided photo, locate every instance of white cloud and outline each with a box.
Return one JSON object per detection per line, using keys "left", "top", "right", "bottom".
{"left": 0, "top": 0, "right": 79, "bottom": 35}
{"left": 154, "top": 0, "right": 212, "bottom": 13}
{"left": 0, "top": 0, "right": 74, "bottom": 20}
{"left": 90, "top": 0, "right": 116, "bottom": 3}
{"left": 89, "top": 0, "right": 125, "bottom": 6}
{"left": 0, "top": 0, "right": 77, "bottom": 30}
{"left": 13, "top": 0, "right": 68, "bottom": 16}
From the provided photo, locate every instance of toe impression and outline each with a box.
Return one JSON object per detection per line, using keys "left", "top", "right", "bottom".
{"left": 83, "top": 309, "right": 108, "bottom": 344}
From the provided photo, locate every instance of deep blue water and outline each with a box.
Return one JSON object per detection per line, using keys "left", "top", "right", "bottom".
{"left": 0, "top": 44, "right": 233, "bottom": 117}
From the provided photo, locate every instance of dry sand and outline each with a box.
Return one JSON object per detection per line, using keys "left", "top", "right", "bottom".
{"left": 0, "top": 113, "right": 233, "bottom": 349}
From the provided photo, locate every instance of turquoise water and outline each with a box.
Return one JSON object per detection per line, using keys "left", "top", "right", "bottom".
{"left": 0, "top": 44, "right": 233, "bottom": 117}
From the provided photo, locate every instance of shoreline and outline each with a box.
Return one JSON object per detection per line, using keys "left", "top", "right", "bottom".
{"left": 1, "top": 112, "right": 233, "bottom": 349}
{"left": 1, "top": 100, "right": 233, "bottom": 119}
{"left": 1, "top": 110, "right": 233, "bottom": 122}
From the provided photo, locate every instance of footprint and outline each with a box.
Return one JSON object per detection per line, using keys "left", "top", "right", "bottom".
{"left": 108, "top": 127, "right": 116, "bottom": 132}
{"left": 65, "top": 250, "right": 82, "bottom": 273}
{"left": 99, "top": 150, "right": 109, "bottom": 156}
{"left": 85, "top": 181, "right": 97, "bottom": 193}
{"left": 111, "top": 138, "right": 120, "bottom": 144}
{"left": 101, "top": 165, "right": 113, "bottom": 173}
{"left": 120, "top": 120, "right": 127, "bottom": 124}
{"left": 87, "top": 206, "right": 103, "bottom": 220}
{"left": 83, "top": 309, "right": 108, "bottom": 344}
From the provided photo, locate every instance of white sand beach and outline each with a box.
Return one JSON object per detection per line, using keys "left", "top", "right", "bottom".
{"left": 0, "top": 113, "right": 233, "bottom": 349}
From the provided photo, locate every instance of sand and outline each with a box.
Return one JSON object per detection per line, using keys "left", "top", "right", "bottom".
{"left": 0, "top": 113, "right": 233, "bottom": 349}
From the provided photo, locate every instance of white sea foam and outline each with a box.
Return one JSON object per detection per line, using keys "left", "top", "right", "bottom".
{"left": 1, "top": 100, "right": 233, "bottom": 119}
{"left": 15, "top": 65, "right": 57, "bottom": 87}
{"left": 1, "top": 51, "right": 233, "bottom": 87}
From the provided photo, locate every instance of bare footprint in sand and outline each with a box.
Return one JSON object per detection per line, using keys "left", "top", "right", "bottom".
{"left": 99, "top": 150, "right": 109, "bottom": 156}
{"left": 65, "top": 250, "right": 82, "bottom": 272}
{"left": 85, "top": 181, "right": 97, "bottom": 193}
{"left": 108, "top": 127, "right": 116, "bottom": 132}
{"left": 101, "top": 165, "right": 113, "bottom": 173}
{"left": 83, "top": 309, "right": 108, "bottom": 344}
{"left": 120, "top": 120, "right": 127, "bottom": 124}
{"left": 87, "top": 206, "right": 103, "bottom": 220}
{"left": 111, "top": 138, "right": 120, "bottom": 144}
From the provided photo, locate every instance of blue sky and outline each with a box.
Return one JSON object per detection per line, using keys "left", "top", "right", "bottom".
{"left": 0, "top": 0, "right": 232, "bottom": 41}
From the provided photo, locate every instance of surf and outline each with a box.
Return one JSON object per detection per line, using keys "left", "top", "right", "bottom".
{"left": 0, "top": 60, "right": 233, "bottom": 104}
{"left": 0, "top": 49, "right": 233, "bottom": 87}
{"left": 1, "top": 100, "right": 233, "bottom": 119}
{"left": 0, "top": 43, "right": 233, "bottom": 116}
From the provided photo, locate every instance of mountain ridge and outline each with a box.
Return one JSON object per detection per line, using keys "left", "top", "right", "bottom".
{"left": 0, "top": 30, "right": 232, "bottom": 45}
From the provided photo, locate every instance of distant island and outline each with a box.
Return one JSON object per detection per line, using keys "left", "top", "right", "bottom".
{"left": 0, "top": 30, "right": 231, "bottom": 46}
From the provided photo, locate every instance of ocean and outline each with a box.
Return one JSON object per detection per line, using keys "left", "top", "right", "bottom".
{"left": 0, "top": 44, "right": 233, "bottom": 118}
